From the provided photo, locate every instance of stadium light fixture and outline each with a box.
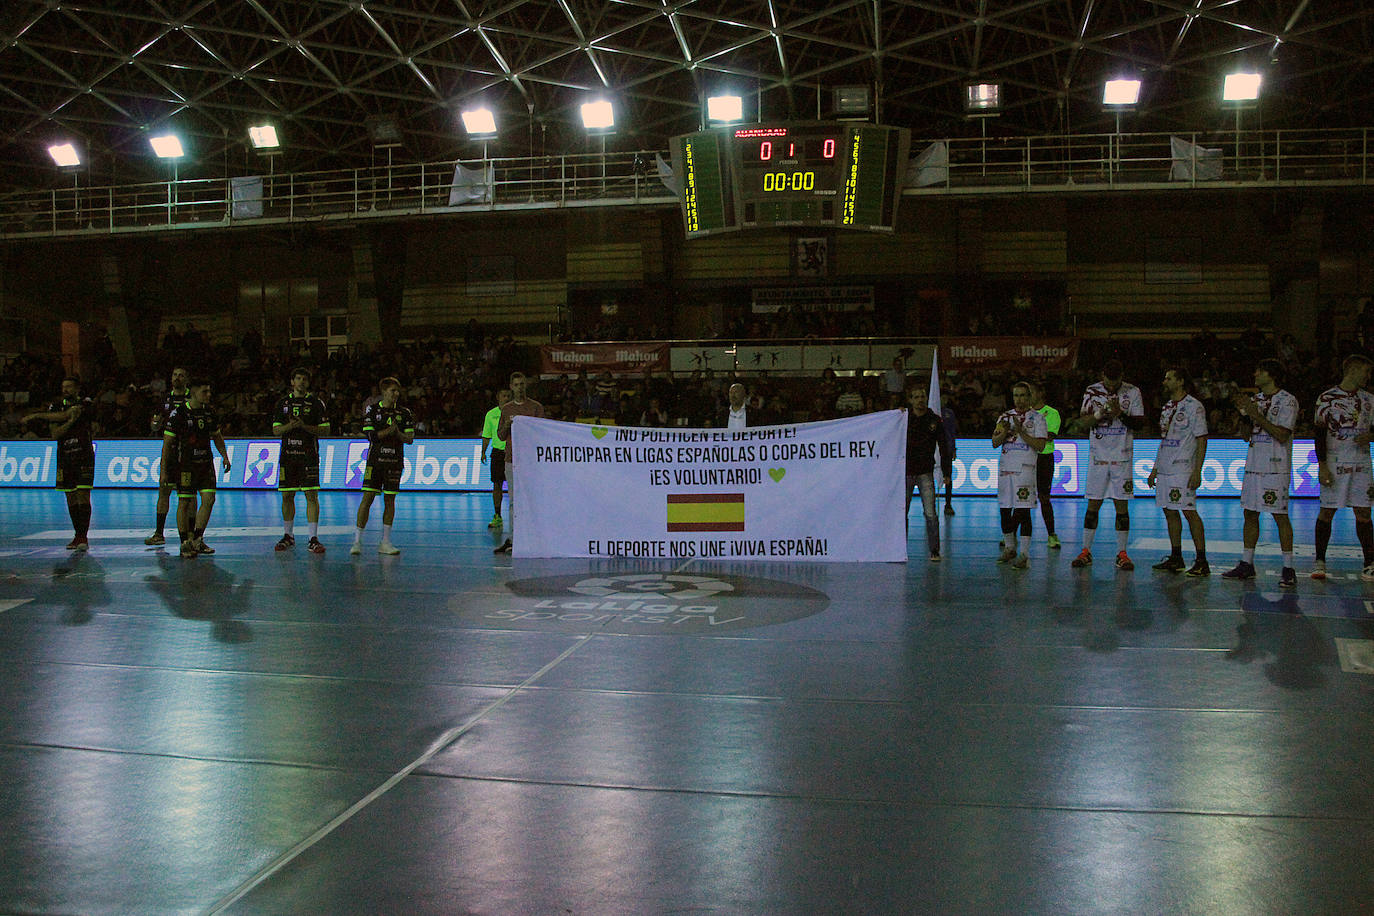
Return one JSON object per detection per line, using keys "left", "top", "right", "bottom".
{"left": 461, "top": 107, "right": 497, "bottom": 137}
{"left": 47, "top": 142, "right": 81, "bottom": 168}
{"left": 149, "top": 134, "right": 184, "bottom": 159}
{"left": 248, "top": 125, "right": 280, "bottom": 149}
{"left": 706, "top": 95, "right": 743, "bottom": 124}
{"left": 1223, "top": 71, "right": 1262, "bottom": 103}
{"left": 963, "top": 81, "right": 1002, "bottom": 116}
{"left": 1103, "top": 79, "right": 1142, "bottom": 107}
{"left": 580, "top": 99, "right": 615, "bottom": 132}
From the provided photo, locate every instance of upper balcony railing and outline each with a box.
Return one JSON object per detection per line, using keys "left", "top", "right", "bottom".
{"left": 1, "top": 127, "right": 1369, "bottom": 240}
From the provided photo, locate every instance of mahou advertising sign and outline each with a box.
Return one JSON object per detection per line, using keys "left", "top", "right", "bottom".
{"left": 940, "top": 337, "right": 1079, "bottom": 370}
{"left": 540, "top": 343, "right": 670, "bottom": 375}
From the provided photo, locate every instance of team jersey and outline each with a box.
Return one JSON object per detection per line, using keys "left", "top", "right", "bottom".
{"left": 154, "top": 389, "right": 190, "bottom": 433}
{"left": 362, "top": 402, "right": 415, "bottom": 464}
{"left": 996, "top": 407, "right": 1048, "bottom": 473}
{"left": 1081, "top": 381, "right": 1144, "bottom": 462}
{"left": 1314, "top": 385, "right": 1374, "bottom": 467}
{"left": 481, "top": 404, "right": 506, "bottom": 451}
{"left": 1036, "top": 404, "right": 1061, "bottom": 455}
{"left": 164, "top": 404, "right": 221, "bottom": 466}
{"left": 1156, "top": 394, "right": 1209, "bottom": 474}
{"left": 50, "top": 396, "right": 95, "bottom": 458}
{"left": 1244, "top": 388, "right": 1299, "bottom": 475}
{"left": 272, "top": 393, "right": 330, "bottom": 460}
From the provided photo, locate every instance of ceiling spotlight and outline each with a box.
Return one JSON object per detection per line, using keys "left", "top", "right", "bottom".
{"left": 580, "top": 99, "right": 615, "bottom": 131}
{"left": 47, "top": 143, "right": 81, "bottom": 168}
{"left": 149, "top": 134, "right": 184, "bottom": 159}
{"left": 1223, "top": 72, "right": 1262, "bottom": 102}
{"left": 706, "top": 95, "right": 743, "bottom": 123}
{"left": 248, "top": 125, "right": 280, "bottom": 149}
{"left": 461, "top": 108, "right": 497, "bottom": 136}
{"left": 963, "top": 82, "right": 1002, "bottom": 116}
{"left": 1103, "top": 79, "right": 1142, "bottom": 107}
{"left": 833, "top": 86, "right": 871, "bottom": 115}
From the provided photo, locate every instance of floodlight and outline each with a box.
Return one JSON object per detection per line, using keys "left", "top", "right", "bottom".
{"left": 461, "top": 108, "right": 497, "bottom": 136}
{"left": 1103, "top": 79, "right": 1141, "bottom": 107}
{"left": 248, "top": 125, "right": 280, "bottom": 149}
{"left": 1223, "top": 72, "right": 1262, "bottom": 102}
{"left": 149, "top": 134, "right": 184, "bottom": 159}
{"left": 834, "top": 85, "right": 871, "bottom": 115}
{"left": 365, "top": 115, "right": 403, "bottom": 147}
{"left": 580, "top": 100, "right": 615, "bottom": 131}
{"left": 47, "top": 143, "right": 81, "bottom": 168}
{"left": 706, "top": 95, "right": 743, "bottom": 123}
{"left": 964, "top": 82, "right": 1001, "bottom": 114}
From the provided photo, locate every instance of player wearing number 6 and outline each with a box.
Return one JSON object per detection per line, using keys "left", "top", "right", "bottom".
{"left": 1147, "top": 368, "right": 1210, "bottom": 576}
{"left": 991, "top": 381, "right": 1049, "bottom": 569}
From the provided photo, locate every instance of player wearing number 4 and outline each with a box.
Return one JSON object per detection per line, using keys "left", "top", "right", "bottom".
{"left": 1147, "top": 368, "right": 1210, "bottom": 576}
{"left": 1311, "top": 354, "right": 1374, "bottom": 581}
{"left": 1222, "top": 359, "right": 1299, "bottom": 588}
{"left": 992, "top": 381, "right": 1049, "bottom": 569}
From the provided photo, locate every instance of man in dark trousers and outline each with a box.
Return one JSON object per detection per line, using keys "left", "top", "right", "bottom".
{"left": 905, "top": 383, "right": 951, "bottom": 561}
{"left": 23, "top": 377, "right": 96, "bottom": 550}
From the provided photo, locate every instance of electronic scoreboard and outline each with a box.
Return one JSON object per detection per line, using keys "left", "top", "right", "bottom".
{"left": 669, "top": 122, "right": 911, "bottom": 238}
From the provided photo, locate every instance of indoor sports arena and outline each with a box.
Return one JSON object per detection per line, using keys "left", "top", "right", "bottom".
{"left": 1, "top": 3, "right": 1373, "bottom": 913}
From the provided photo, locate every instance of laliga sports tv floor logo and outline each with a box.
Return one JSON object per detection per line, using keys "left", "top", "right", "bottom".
{"left": 470, "top": 572, "right": 831, "bottom": 634}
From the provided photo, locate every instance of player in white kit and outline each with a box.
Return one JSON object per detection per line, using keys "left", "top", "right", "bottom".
{"left": 1146, "top": 367, "right": 1210, "bottom": 576}
{"left": 1311, "top": 354, "right": 1374, "bottom": 580}
{"left": 1222, "top": 358, "right": 1299, "bottom": 588}
{"left": 991, "top": 381, "right": 1050, "bottom": 569}
{"left": 1071, "top": 359, "right": 1146, "bottom": 571}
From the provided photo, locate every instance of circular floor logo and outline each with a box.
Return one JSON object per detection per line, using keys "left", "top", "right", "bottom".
{"left": 456, "top": 571, "right": 830, "bottom": 634}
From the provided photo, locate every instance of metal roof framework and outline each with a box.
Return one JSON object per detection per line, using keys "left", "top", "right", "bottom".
{"left": 1, "top": 0, "right": 1371, "bottom": 192}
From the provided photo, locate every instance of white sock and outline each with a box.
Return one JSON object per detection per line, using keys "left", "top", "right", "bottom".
{"left": 1018, "top": 534, "right": 1030, "bottom": 556}
{"left": 1282, "top": 551, "right": 1293, "bottom": 569}
{"left": 308, "top": 521, "right": 318, "bottom": 538}
{"left": 1117, "top": 527, "right": 1129, "bottom": 552}
{"left": 1083, "top": 527, "right": 1097, "bottom": 551}
{"left": 284, "top": 520, "right": 294, "bottom": 536}
{"left": 354, "top": 527, "right": 364, "bottom": 544}
{"left": 383, "top": 524, "right": 393, "bottom": 543}
{"left": 1242, "top": 547, "right": 1254, "bottom": 563}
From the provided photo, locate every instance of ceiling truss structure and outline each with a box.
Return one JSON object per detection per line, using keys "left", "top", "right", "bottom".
{"left": 0, "top": 0, "right": 1371, "bottom": 192}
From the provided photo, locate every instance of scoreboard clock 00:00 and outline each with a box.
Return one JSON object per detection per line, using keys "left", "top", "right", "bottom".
{"left": 669, "top": 122, "right": 911, "bottom": 239}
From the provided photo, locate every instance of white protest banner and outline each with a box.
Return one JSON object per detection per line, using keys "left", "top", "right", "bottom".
{"left": 511, "top": 410, "right": 909, "bottom": 562}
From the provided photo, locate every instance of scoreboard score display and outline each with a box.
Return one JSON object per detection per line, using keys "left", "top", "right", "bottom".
{"left": 670, "top": 122, "right": 911, "bottom": 238}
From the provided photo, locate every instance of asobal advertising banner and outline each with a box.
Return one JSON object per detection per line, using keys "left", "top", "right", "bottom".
{"left": 0, "top": 436, "right": 1334, "bottom": 498}
{"left": 510, "top": 411, "right": 910, "bottom": 562}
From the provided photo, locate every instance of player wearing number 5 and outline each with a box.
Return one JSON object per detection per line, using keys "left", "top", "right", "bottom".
{"left": 1147, "top": 368, "right": 1210, "bottom": 577}
{"left": 1310, "top": 354, "right": 1374, "bottom": 580}
{"left": 992, "top": 381, "right": 1049, "bottom": 569}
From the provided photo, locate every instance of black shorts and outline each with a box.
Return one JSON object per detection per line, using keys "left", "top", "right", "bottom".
{"left": 278, "top": 455, "right": 320, "bottom": 491}
{"left": 56, "top": 453, "right": 94, "bottom": 492}
{"left": 489, "top": 447, "right": 506, "bottom": 484}
{"left": 362, "top": 459, "right": 403, "bottom": 494}
{"left": 159, "top": 456, "right": 181, "bottom": 488}
{"left": 177, "top": 462, "right": 218, "bottom": 498}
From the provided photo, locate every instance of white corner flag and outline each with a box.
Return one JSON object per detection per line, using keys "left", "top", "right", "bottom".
{"left": 928, "top": 347, "right": 942, "bottom": 414}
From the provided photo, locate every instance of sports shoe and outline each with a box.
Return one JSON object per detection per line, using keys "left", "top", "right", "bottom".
{"left": 1010, "top": 553, "right": 1029, "bottom": 569}
{"left": 1186, "top": 560, "right": 1210, "bottom": 577}
{"left": 1221, "top": 560, "right": 1256, "bottom": 580}
{"left": 179, "top": 540, "right": 199, "bottom": 558}
{"left": 144, "top": 533, "right": 165, "bottom": 546}
{"left": 350, "top": 541, "right": 362, "bottom": 555}
{"left": 1070, "top": 549, "right": 1093, "bottom": 568}
{"left": 65, "top": 536, "right": 88, "bottom": 551}
{"left": 378, "top": 541, "right": 400, "bottom": 556}
{"left": 1361, "top": 563, "right": 1374, "bottom": 582}
{"left": 307, "top": 537, "right": 326, "bottom": 554}
{"left": 1047, "top": 534, "right": 1061, "bottom": 549}
{"left": 195, "top": 539, "right": 215, "bottom": 555}
{"left": 494, "top": 539, "right": 513, "bottom": 554}
{"left": 944, "top": 505, "right": 955, "bottom": 516}
{"left": 1152, "top": 555, "right": 1186, "bottom": 572}
{"left": 275, "top": 534, "right": 295, "bottom": 551}
{"left": 1115, "top": 551, "right": 1135, "bottom": 571}
{"left": 1279, "top": 567, "right": 1297, "bottom": 590}
{"left": 929, "top": 551, "right": 941, "bottom": 563}
{"left": 488, "top": 515, "right": 503, "bottom": 529}
{"left": 997, "top": 545, "right": 1018, "bottom": 563}
{"left": 1310, "top": 560, "right": 1327, "bottom": 580}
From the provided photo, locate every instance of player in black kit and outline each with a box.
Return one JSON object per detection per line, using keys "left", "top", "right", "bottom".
{"left": 23, "top": 377, "right": 96, "bottom": 550}
{"left": 273, "top": 367, "right": 331, "bottom": 553}
{"left": 162, "top": 378, "right": 231, "bottom": 558}
{"left": 145, "top": 366, "right": 190, "bottom": 546}
{"left": 351, "top": 377, "right": 415, "bottom": 556}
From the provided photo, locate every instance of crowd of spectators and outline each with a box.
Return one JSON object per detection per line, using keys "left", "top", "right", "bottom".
{"left": 0, "top": 313, "right": 1362, "bottom": 443}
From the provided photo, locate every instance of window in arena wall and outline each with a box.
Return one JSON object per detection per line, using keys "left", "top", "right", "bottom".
{"left": 289, "top": 313, "right": 348, "bottom": 355}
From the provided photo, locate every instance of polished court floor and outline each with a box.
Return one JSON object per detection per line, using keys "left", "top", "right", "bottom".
{"left": 1, "top": 488, "right": 1372, "bottom": 915}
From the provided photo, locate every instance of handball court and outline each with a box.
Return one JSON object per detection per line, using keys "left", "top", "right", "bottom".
{"left": 1, "top": 488, "right": 1372, "bottom": 914}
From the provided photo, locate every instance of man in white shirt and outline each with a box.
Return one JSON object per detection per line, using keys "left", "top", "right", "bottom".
{"left": 725, "top": 383, "right": 749, "bottom": 430}
{"left": 1147, "top": 368, "right": 1210, "bottom": 576}
{"left": 992, "top": 381, "right": 1049, "bottom": 569}
{"left": 1222, "top": 358, "right": 1299, "bottom": 588}
{"left": 1071, "top": 359, "right": 1146, "bottom": 571}
{"left": 1311, "top": 354, "right": 1374, "bottom": 580}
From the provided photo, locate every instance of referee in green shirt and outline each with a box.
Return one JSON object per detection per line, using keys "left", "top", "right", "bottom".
{"left": 1031, "top": 380, "right": 1062, "bottom": 549}
{"left": 480, "top": 388, "right": 510, "bottom": 529}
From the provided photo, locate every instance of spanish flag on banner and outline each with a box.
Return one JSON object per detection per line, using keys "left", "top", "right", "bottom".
{"left": 666, "top": 493, "right": 746, "bottom": 532}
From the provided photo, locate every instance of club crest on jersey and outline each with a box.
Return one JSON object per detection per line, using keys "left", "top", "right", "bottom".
{"left": 1017, "top": 486, "right": 1030, "bottom": 500}
{"left": 1123, "top": 480, "right": 1133, "bottom": 494}
{"left": 1169, "top": 488, "right": 1181, "bottom": 502}
{"left": 1263, "top": 490, "right": 1278, "bottom": 505}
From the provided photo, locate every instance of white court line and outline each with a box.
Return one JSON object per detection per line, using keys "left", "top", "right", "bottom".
{"left": 1131, "top": 537, "right": 1363, "bottom": 560}
{"left": 205, "top": 634, "right": 594, "bottom": 915}
{"left": 19, "top": 525, "right": 359, "bottom": 541}
{"left": 0, "top": 598, "right": 33, "bottom": 614}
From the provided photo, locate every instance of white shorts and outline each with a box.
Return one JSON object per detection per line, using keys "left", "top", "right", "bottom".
{"left": 999, "top": 469, "right": 1038, "bottom": 509}
{"left": 1240, "top": 471, "right": 1289, "bottom": 514}
{"left": 1319, "top": 464, "right": 1374, "bottom": 509}
{"left": 1154, "top": 473, "right": 1198, "bottom": 511}
{"left": 1085, "top": 460, "right": 1134, "bottom": 501}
